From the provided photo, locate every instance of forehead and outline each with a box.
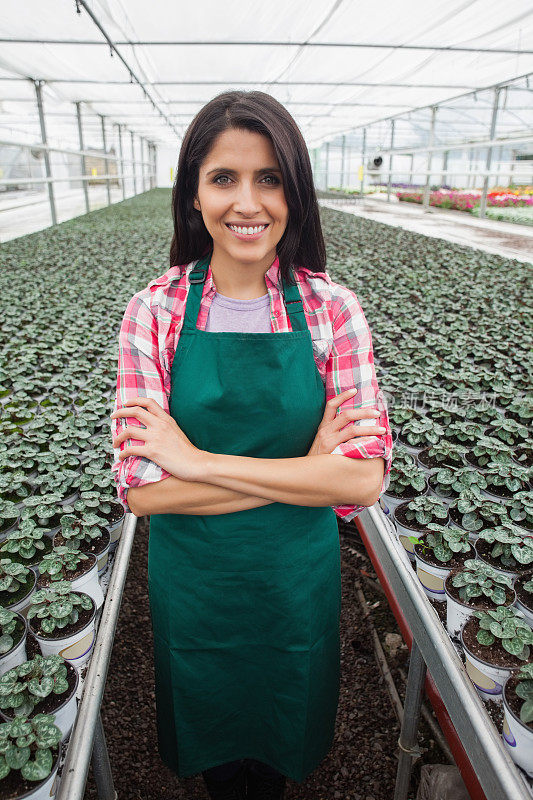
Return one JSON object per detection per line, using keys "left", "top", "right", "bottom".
{"left": 201, "top": 128, "right": 279, "bottom": 169}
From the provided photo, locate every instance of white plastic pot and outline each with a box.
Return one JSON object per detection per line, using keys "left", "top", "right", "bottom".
{"left": 30, "top": 593, "right": 96, "bottom": 669}
{"left": 95, "top": 540, "right": 110, "bottom": 576}
{"left": 414, "top": 548, "right": 451, "bottom": 602}
{"left": 444, "top": 578, "right": 482, "bottom": 639}
{"left": 502, "top": 678, "right": 533, "bottom": 777}
{"left": 0, "top": 615, "right": 27, "bottom": 678}
{"left": 461, "top": 626, "right": 518, "bottom": 703}
{"left": 107, "top": 511, "right": 125, "bottom": 552}
{"left": 474, "top": 540, "right": 524, "bottom": 582}
{"left": 514, "top": 596, "right": 533, "bottom": 628}
{"left": 391, "top": 505, "right": 433, "bottom": 562}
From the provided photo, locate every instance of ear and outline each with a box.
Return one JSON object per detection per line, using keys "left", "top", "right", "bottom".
{"left": 193, "top": 197, "right": 201, "bottom": 211}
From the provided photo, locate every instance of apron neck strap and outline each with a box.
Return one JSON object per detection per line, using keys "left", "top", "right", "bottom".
{"left": 183, "top": 254, "right": 307, "bottom": 333}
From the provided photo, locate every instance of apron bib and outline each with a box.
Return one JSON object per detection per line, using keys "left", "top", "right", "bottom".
{"left": 148, "top": 254, "right": 341, "bottom": 782}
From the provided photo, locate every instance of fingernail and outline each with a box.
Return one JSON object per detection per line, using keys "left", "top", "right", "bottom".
{"left": 377, "top": 427, "right": 387, "bottom": 433}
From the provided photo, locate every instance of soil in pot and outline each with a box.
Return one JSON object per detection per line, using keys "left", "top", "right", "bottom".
{"left": 54, "top": 529, "right": 110, "bottom": 560}
{"left": 0, "top": 572, "right": 35, "bottom": 609}
{"left": 505, "top": 674, "right": 533, "bottom": 731}
{"left": 37, "top": 555, "right": 96, "bottom": 587}
{"left": 414, "top": 543, "right": 473, "bottom": 571}
{"left": 0, "top": 745, "right": 59, "bottom": 800}
{"left": 417, "top": 448, "right": 461, "bottom": 471}
{"left": 445, "top": 572, "right": 515, "bottom": 612}
{"left": 513, "top": 446, "right": 533, "bottom": 469}
{"left": 475, "top": 538, "right": 532, "bottom": 578}
{"left": 462, "top": 615, "right": 530, "bottom": 670}
{"left": 29, "top": 598, "right": 95, "bottom": 640}
{"left": 514, "top": 576, "right": 533, "bottom": 613}
{"left": 101, "top": 503, "right": 124, "bottom": 526}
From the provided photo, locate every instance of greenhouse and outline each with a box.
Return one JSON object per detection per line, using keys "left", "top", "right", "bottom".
{"left": 0, "top": 1, "right": 532, "bottom": 799}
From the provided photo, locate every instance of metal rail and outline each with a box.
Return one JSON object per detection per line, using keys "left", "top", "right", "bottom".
{"left": 56, "top": 512, "right": 137, "bottom": 800}
{"left": 356, "top": 505, "right": 531, "bottom": 800}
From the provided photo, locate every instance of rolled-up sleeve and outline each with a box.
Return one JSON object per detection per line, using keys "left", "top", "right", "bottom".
{"left": 326, "top": 287, "right": 393, "bottom": 522}
{"left": 111, "top": 292, "right": 172, "bottom": 512}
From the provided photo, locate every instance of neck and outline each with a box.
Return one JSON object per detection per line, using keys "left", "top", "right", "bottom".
{"left": 209, "top": 245, "right": 276, "bottom": 300}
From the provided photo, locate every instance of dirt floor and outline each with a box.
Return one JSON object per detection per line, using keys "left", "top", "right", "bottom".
{"left": 83, "top": 517, "right": 448, "bottom": 800}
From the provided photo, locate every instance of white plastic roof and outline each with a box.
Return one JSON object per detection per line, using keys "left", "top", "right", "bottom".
{"left": 0, "top": 0, "right": 532, "bottom": 150}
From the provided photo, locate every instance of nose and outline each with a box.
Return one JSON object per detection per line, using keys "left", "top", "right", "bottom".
{"left": 232, "top": 179, "right": 262, "bottom": 216}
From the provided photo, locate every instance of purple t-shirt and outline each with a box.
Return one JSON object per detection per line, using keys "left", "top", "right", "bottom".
{"left": 205, "top": 291, "right": 271, "bottom": 333}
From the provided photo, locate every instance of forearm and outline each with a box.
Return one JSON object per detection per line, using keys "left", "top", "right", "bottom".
{"left": 201, "top": 453, "right": 384, "bottom": 508}
{"left": 127, "top": 475, "right": 274, "bottom": 517}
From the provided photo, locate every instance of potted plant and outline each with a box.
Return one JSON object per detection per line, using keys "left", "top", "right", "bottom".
{"left": 0, "top": 476, "right": 33, "bottom": 510}
{"left": 475, "top": 523, "right": 533, "bottom": 579}
{"left": 26, "top": 581, "right": 96, "bottom": 669}
{"left": 19, "top": 495, "right": 70, "bottom": 536}
{"left": 505, "top": 490, "right": 533, "bottom": 532}
{"left": 0, "top": 713, "right": 62, "bottom": 799}
{"left": 447, "top": 492, "right": 508, "bottom": 541}
{"left": 0, "top": 562, "right": 36, "bottom": 617}
{"left": 427, "top": 467, "right": 487, "bottom": 505}
{"left": 392, "top": 495, "right": 449, "bottom": 560}
{"left": 0, "top": 611, "right": 27, "bottom": 679}
{"left": 37, "top": 547, "right": 103, "bottom": 611}
{"left": 0, "top": 653, "right": 78, "bottom": 741}
{"left": 53, "top": 514, "right": 110, "bottom": 575}
{"left": 513, "top": 443, "right": 533, "bottom": 469}
{"left": 446, "top": 420, "right": 487, "bottom": 449}
{"left": 412, "top": 523, "right": 473, "bottom": 601}
{"left": 33, "top": 469, "right": 80, "bottom": 509}
{"left": 461, "top": 606, "right": 533, "bottom": 702}
{"left": 416, "top": 440, "right": 468, "bottom": 473}
{"left": 464, "top": 435, "right": 514, "bottom": 470}
{"left": 502, "top": 662, "right": 533, "bottom": 776}
{"left": 0, "top": 521, "right": 53, "bottom": 569}
{"left": 72, "top": 494, "right": 125, "bottom": 552}
{"left": 379, "top": 460, "right": 426, "bottom": 518}
{"left": 514, "top": 576, "right": 533, "bottom": 627}
{"left": 482, "top": 462, "right": 531, "bottom": 503}
{"left": 396, "top": 417, "right": 445, "bottom": 455}
{"left": 485, "top": 417, "right": 529, "bottom": 448}
{"left": 444, "top": 559, "right": 515, "bottom": 638}
{"left": 0, "top": 502, "right": 19, "bottom": 543}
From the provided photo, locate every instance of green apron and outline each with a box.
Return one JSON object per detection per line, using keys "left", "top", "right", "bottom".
{"left": 148, "top": 254, "right": 341, "bottom": 782}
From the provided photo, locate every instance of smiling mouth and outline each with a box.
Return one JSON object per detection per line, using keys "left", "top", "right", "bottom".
{"left": 225, "top": 223, "right": 270, "bottom": 239}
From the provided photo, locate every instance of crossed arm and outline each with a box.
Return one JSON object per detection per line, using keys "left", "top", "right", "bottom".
{"left": 112, "top": 392, "right": 386, "bottom": 517}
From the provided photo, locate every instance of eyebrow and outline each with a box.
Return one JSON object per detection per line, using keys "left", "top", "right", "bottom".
{"left": 205, "top": 167, "right": 282, "bottom": 176}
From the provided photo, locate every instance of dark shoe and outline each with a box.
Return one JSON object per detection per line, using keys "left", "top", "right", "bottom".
{"left": 202, "top": 760, "right": 247, "bottom": 800}
{"left": 246, "top": 760, "right": 286, "bottom": 800}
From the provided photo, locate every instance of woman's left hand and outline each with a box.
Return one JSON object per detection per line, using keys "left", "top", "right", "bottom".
{"left": 110, "top": 397, "right": 209, "bottom": 482}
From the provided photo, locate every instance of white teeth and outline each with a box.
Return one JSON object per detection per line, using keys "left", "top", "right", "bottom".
{"left": 228, "top": 224, "right": 267, "bottom": 235}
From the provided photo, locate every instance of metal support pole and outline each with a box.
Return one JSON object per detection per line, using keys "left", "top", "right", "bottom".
{"left": 393, "top": 641, "right": 427, "bottom": 800}
{"left": 479, "top": 87, "right": 501, "bottom": 219}
{"left": 359, "top": 129, "right": 366, "bottom": 198}
{"left": 152, "top": 143, "right": 157, "bottom": 189}
{"left": 130, "top": 131, "right": 137, "bottom": 195}
{"left": 422, "top": 106, "right": 437, "bottom": 211}
{"left": 386, "top": 120, "right": 395, "bottom": 202}
{"left": 90, "top": 713, "right": 116, "bottom": 800}
{"left": 34, "top": 80, "right": 57, "bottom": 226}
{"left": 75, "top": 102, "right": 90, "bottom": 214}
{"left": 100, "top": 115, "right": 111, "bottom": 206}
{"left": 409, "top": 154, "right": 414, "bottom": 185}
{"left": 117, "top": 124, "right": 126, "bottom": 200}
{"left": 340, "top": 134, "right": 346, "bottom": 189}
{"left": 139, "top": 137, "right": 144, "bottom": 192}
{"left": 441, "top": 150, "right": 449, "bottom": 188}
{"left": 325, "top": 142, "right": 330, "bottom": 190}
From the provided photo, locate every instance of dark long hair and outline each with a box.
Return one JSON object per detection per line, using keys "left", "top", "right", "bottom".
{"left": 169, "top": 90, "right": 326, "bottom": 286}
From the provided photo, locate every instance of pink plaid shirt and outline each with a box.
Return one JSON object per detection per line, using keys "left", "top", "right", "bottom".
{"left": 111, "top": 255, "right": 393, "bottom": 521}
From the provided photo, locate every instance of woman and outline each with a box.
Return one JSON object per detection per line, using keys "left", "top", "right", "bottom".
{"left": 111, "top": 90, "right": 392, "bottom": 800}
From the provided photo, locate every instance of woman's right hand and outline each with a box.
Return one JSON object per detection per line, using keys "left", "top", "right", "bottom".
{"left": 307, "top": 388, "right": 387, "bottom": 456}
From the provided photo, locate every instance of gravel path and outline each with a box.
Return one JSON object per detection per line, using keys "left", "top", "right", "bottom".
{"left": 83, "top": 517, "right": 436, "bottom": 800}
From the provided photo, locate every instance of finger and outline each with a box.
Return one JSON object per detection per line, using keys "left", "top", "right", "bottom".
{"left": 110, "top": 406, "right": 152, "bottom": 425}
{"left": 323, "top": 388, "right": 358, "bottom": 423}
{"left": 332, "top": 408, "right": 380, "bottom": 431}
{"left": 113, "top": 397, "right": 168, "bottom": 420}
{"left": 350, "top": 424, "right": 387, "bottom": 436}
{"left": 118, "top": 446, "right": 147, "bottom": 461}
{"left": 112, "top": 426, "right": 148, "bottom": 447}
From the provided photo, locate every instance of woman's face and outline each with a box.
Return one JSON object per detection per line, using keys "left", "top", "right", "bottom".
{"left": 194, "top": 128, "right": 289, "bottom": 270}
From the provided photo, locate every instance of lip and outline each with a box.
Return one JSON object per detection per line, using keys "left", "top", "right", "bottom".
{"left": 225, "top": 223, "right": 269, "bottom": 241}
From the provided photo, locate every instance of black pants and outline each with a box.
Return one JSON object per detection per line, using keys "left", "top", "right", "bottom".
{"left": 203, "top": 759, "right": 283, "bottom": 781}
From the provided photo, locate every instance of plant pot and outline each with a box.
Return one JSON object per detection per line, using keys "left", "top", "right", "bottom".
{"left": 481, "top": 487, "right": 514, "bottom": 504}
{"left": 0, "top": 746, "right": 61, "bottom": 800}
{"left": 413, "top": 545, "right": 471, "bottom": 602}
{"left": 0, "top": 570, "right": 37, "bottom": 618}
{"left": 0, "top": 515, "right": 19, "bottom": 545}
{"left": 29, "top": 593, "right": 96, "bottom": 669}
{"left": 461, "top": 617, "right": 525, "bottom": 703}
{"left": 380, "top": 487, "right": 422, "bottom": 519}
{"left": 426, "top": 485, "right": 455, "bottom": 506}
{"left": 474, "top": 539, "right": 531, "bottom": 582}
{"left": 444, "top": 572, "right": 516, "bottom": 639}
{"left": 0, "top": 613, "right": 27, "bottom": 678}
{"left": 106, "top": 508, "right": 125, "bottom": 552}
{"left": 0, "top": 537, "right": 54, "bottom": 571}
{"left": 502, "top": 674, "right": 533, "bottom": 777}
{"left": 0, "top": 661, "right": 79, "bottom": 741}
{"left": 395, "top": 435, "right": 426, "bottom": 455}
{"left": 513, "top": 576, "right": 533, "bottom": 627}
{"left": 392, "top": 500, "right": 448, "bottom": 562}
{"left": 39, "top": 551, "right": 104, "bottom": 611}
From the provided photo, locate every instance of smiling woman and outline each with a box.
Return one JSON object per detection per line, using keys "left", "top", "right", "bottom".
{"left": 110, "top": 90, "right": 392, "bottom": 800}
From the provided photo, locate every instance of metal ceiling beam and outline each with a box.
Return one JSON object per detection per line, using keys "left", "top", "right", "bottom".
{"left": 1, "top": 78, "right": 483, "bottom": 89}
{"left": 72, "top": 0, "right": 182, "bottom": 139}
{"left": 1, "top": 38, "right": 531, "bottom": 55}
